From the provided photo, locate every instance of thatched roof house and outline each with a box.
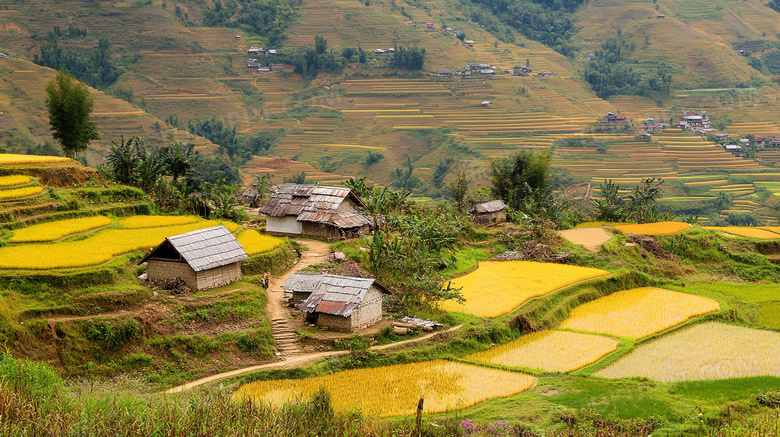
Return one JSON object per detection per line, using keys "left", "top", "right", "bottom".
{"left": 258, "top": 184, "right": 371, "bottom": 241}
{"left": 469, "top": 200, "right": 508, "bottom": 225}
{"left": 141, "top": 226, "right": 248, "bottom": 291}
{"left": 296, "top": 274, "right": 390, "bottom": 332}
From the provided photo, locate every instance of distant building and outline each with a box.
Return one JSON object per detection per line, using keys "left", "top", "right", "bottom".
{"left": 374, "top": 48, "right": 385, "bottom": 54}
{"left": 437, "top": 69, "right": 452, "bottom": 77}
{"left": 481, "top": 101, "right": 491, "bottom": 107}
{"left": 725, "top": 144, "right": 743, "bottom": 156}
{"left": 638, "top": 133, "right": 652, "bottom": 140}
{"left": 469, "top": 200, "right": 508, "bottom": 225}
{"left": 297, "top": 274, "right": 391, "bottom": 332}
{"left": 425, "top": 22, "right": 435, "bottom": 30}
{"left": 247, "top": 59, "right": 260, "bottom": 68}
{"left": 604, "top": 112, "right": 617, "bottom": 122}
{"left": 141, "top": 226, "right": 248, "bottom": 292}
{"left": 756, "top": 137, "right": 766, "bottom": 148}
{"left": 480, "top": 68, "right": 495, "bottom": 75}
{"left": 771, "top": 137, "right": 780, "bottom": 148}
{"left": 657, "top": 13, "right": 666, "bottom": 18}
{"left": 464, "top": 40, "right": 475, "bottom": 47}
{"left": 248, "top": 47, "right": 263, "bottom": 55}
{"left": 538, "top": 71, "right": 551, "bottom": 77}
{"left": 259, "top": 184, "right": 372, "bottom": 241}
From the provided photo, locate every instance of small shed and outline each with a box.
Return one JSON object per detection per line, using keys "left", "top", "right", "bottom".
{"left": 469, "top": 200, "right": 508, "bottom": 225}
{"left": 141, "top": 226, "right": 248, "bottom": 292}
{"left": 297, "top": 274, "right": 391, "bottom": 332}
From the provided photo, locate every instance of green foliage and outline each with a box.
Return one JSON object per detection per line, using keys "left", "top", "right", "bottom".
{"left": 490, "top": 150, "right": 551, "bottom": 211}
{"left": 80, "top": 318, "right": 141, "bottom": 350}
{"left": 769, "top": 0, "right": 780, "bottom": 13}
{"left": 45, "top": 70, "right": 99, "bottom": 158}
{"left": 188, "top": 116, "right": 238, "bottom": 158}
{"left": 34, "top": 36, "right": 122, "bottom": 89}
{"left": 448, "top": 168, "right": 470, "bottom": 212}
{"left": 0, "top": 353, "right": 62, "bottom": 395}
{"left": 286, "top": 36, "right": 348, "bottom": 79}
{"left": 461, "top": 0, "right": 583, "bottom": 55}
{"left": 201, "top": 0, "right": 298, "bottom": 47}
{"left": 727, "top": 211, "right": 758, "bottom": 226}
{"left": 392, "top": 45, "right": 426, "bottom": 70}
{"left": 591, "top": 178, "right": 673, "bottom": 223}
{"left": 582, "top": 32, "right": 639, "bottom": 99}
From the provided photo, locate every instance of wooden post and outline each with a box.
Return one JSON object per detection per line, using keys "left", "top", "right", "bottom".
{"left": 416, "top": 395, "right": 424, "bottom": 436}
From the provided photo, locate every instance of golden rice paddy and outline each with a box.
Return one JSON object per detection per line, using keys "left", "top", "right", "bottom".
{"left": 237, "top": 230, "right": 283, "bottom": 255}
{"left": 0, "top": 220, "right": 239, "bottom": 270}
{"left": 441, "top": 261, "right": 610, "bottom": 317}
{"left": 595, "top": 322, "right": 780, "bottom": 382}
{"left": 613, "top": 221, "right": 690, "bottom": 235}
{"left": 233, "top": 360, "right": 536, "bottom": 417}
{"left": 703, "top": 227, "right": 780, "bottom": 239}
{"left": 559, "top": 288, "right": 720, "bottom": 339}
{"left": 466, "top": 330, "right": 619, "bottom": 373}
{"left": 0, "top": 175, "right": 31, "bottom": 187}
{"left": 0, "top": 154, "right": 72, "bottom": 165}
{"left": 119, "top": 215, "right": 200, "bottom": 229}
{"left": 9, "top": 216, "right": 114, "bottom": 243}
{"left": 0, "top": 186, "right": 44, "bottom": 200}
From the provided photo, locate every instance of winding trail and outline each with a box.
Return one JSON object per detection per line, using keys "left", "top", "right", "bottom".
{"left": 165, "top": 324, "right": 462, "bottom": 394}
{"left": 164, "top": 240, "right": 462, "bottom": 394}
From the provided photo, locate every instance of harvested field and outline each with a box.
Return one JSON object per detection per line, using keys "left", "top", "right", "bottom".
{"left": 558, "top": 228, "right": 612, "bottom": 252}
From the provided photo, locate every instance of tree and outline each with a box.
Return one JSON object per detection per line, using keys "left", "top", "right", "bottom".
{"left": 159, "top": 141, "right": 199, "bottom": 182}
{"left": 45, "top": 69, "right": 99, "bottom": 158}
{"left": 490, "top": 150, "right": 551, "bottom": 211}
{"left": 449, "top": 168, "right": 471, "bottom": 211}
{"left": 107, "top": 135, "right": 142, "bottom": 185}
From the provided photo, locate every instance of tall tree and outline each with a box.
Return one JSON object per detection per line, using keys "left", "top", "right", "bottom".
{"left": 449, "top": 168, "right": 471, "bottom": 212}
{"left": 45, "top": 69, "right": 99, "bottom": 158}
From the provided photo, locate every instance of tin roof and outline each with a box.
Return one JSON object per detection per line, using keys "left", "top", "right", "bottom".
{"left": 297, "top": 274, "right": 389, "bottom": 317}
{"left": 258, "top": 184, "right": 371, "bottom": 229}
{"left": 141, "top": 225, "right": 248, "bottom": 272}
{"left": 469, "top": 200, "right": 507, "bottom": 214}
{"left": 282, "top": 272, "right": 324, "bottom": 293}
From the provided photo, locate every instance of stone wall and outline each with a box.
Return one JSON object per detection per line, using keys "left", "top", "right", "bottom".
{"left": 147, "top": 259, "right": 197, "bottom": 290}
{"left": 317, "top": 313, "right": 354, "bottom": 332}
{"left": 195, "top": 263, "right": 242, "bottom": 291}
{"left": 350, "top": 287, "right": 383, "bottom": 331}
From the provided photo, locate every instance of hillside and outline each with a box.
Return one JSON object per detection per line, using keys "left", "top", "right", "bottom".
{"left": 0, "top": 0, "right": 779, "bottom": 223}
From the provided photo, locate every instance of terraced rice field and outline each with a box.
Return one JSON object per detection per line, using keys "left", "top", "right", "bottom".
{"left": 0, "top": 175, "right": 31, "bottom": 187}
{"left": 441, "top": 261, "right": 610, "bottom": 317}
{"left": 233, "top": 360, "right": 536, "bottom": 417}
{"left": 237, "top": 230, "right": 283, "bottom": 256}
{"left": 595, "top": 322, "right": 780, "bottom": 382}
{"left": 466, "top": 330, "right": 618, "bottom": 372}
{"left": 613, "top": 221, "right": 690, "bottom": 235}
{"left": 241, "top": 156, "right": 349, "bottom": 186}
{"left": 0, "top": 219, "right": 241, "bottom": 270}
{"left": 703, "top": 226, "right": 780, "bottom": 239}
{"left": 119, "top": 215, "right": 200, "bottom": 229}
{"left": 0, "top": 186, "right": 43, "bottom": 200}
{"left": 9, "top": 216, "right": 113, "bottom": 243}
{"left": 0, "top": 154, "right": 71, "bottom": 165}
{"left": 560, "top": 287, "right": 720, "bottom": 339}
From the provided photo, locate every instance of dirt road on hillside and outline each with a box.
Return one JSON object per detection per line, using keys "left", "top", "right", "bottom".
{"left": 164, "top": 324, "right": 463, "bottom": 394}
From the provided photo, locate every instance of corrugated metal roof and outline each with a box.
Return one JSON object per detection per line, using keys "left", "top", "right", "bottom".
{"left": 470, "top": 200, "right": 507, "bottom": 214}
{"left": 282, "top": 272, "right": 324, "bottom": 293}
{"left": 258, "top": 184, "right": 370, "bottom": 229}
{"left": 297, "top": 274, "right": 385, "bottom": 317}
{"left": 166, "top": 225, "right": 248, "bottom": 272}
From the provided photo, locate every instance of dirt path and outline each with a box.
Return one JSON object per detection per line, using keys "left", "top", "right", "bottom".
{"left": 164, "top": 324, "right": 463, "bottom": 394}
{"left": 266, "top": 240, "right": 331, "bottom": 357}
{"left": 559, "top": 228, "right": 612, "bottom": 252}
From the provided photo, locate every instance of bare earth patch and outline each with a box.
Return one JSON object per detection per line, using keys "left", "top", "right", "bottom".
{"left": 559, "top": 228, "right": 612, "bottom": 252}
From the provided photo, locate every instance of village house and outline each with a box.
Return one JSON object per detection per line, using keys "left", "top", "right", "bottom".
{"left": 437, "top": 69, "right": 452, "bottom": 77}
{"left": 604, "top": 112, "right": 619, "bottom": 122}
{"left": 725, "top": 144, "right": 743, "bottom": 156}
{"left": 480, "top": 68, "right": 495, "bottom": 75}
{"left": 258, "top": 184, "right": 372, "bottom": 241}
{"left": 740, "top": 138, "right": 751, "bottom": 147}
{"left": 771, "top": 137, "right": 780, "bottom": 148}
{"left": 425, "top": 22, "right": 435, "bottom": 30}
{"left": 247, "top": 59, "right": 260, "bottom": 68}
{"left": 638, "top": 133, "right": 652, "bottom": 140}
{"left": 283, "top": 272, "right": 323, "bottom": 304}
{"left": 715, "top": 133, "right": 730, "bottom": 142}
{"left": 756, "top": 137, "right": 766, "bottom": 148}
{"left": 464, "top": 40, "right": 475, "bottom": 47}
{"left": 469, "top": 200, "right": 508, "bottom": 225}
{"left": 680, "top": 111, "right": 710, "bottom": 129}
{"left": 248, "top": 47, "right": 263, "bottom": 55}
{"left": 141, "top": 226, "right": 248, "bottom": 292}
{"left": 657, "top": 13, "right": 666, "bottom": 18}
{"left": 296, "top": 274, "right": 390, "bottom": 332}
{"left": 538, "top": 71, "right": 551, "bottom": 77}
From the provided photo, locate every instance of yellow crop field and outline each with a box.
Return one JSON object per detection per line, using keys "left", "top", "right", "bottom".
{"left": 0, "top": 175, "right": 31, "bottom": 187}
{"left": 0, "top": 154, "right": 72, "bottom": 165}
{"left": 233, "top": 360, "right": 535, "bottom": 417}
{"left": 466, "top": 330, "right": 618, "bottom": 372}
{"left": 595, "top": 322, "right": 780, "bottom": 382}
{"left": 0, "top": 220, "right": 235, "bottom": 270}
{"left": 0, "top": 186, "right": 44, "bottom": 200}
{"left": 560, "top": 288, "right": 720, "bottom": 339}
{"left": 703, "top": 227, "right": 780, "bottom": 239}
{"left": 440, "top": 261, "right": 610, "bottom": 317}
{"left": 119, "top": 215, "right": 200, "bottom": 229}
{"left": 237, "top": 230, "right": 283, "bottom": 255}
{"left": 9, "top": 216, "right": 114, "bottom": 243}
{"left": 613, "top": 221, "right": 690, "bottom": 235}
